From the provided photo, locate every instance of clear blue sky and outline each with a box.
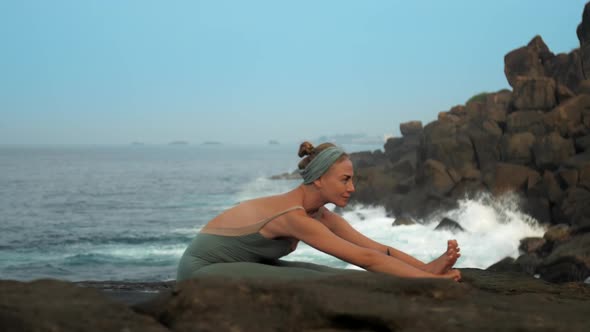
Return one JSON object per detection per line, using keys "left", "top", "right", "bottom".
{"left": 0, "top": 0, "right": 586, "bottom": 145}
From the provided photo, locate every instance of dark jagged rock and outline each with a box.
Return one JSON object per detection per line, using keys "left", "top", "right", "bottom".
{"left": 532, "top": 132, "right": 576, "bottom": 170}
{"left": 491, "top": 163, "right": 539, "bottom": 195}
{"left": 392, "top": 216, "right": 417, "bottom": 226}
{"left": 434, "top": 217, "right": 465, "bottom": 233}
{"left": 511, "top": 77, "right": 557, "bottom": 111}
{"left": 347, "top": 2, "right": 590, "bottom": 282}
{"left": 399, "top": 120, "right": 423, "bottom": 137}
{"left": 519, "top": 237, "right": 546, "bottom": 254}
{"left": 500, "top": 132, "right": 535, "bottom": 165}
{"left": 504, "top": 36, "right": 552, "bottom": 88}
{"left": 545, "top": 224, "right": 573, "bottom": 243}
{"left": 575, "top": 134, "right": 590, "bottom": 152}
{"left": 0, "top": 279, "right": 168, "bottom": 332}
{"left": 505, "top": 110, "right": 546, "bottom": 135}
{"left": 133, "top": 270, "right": 589, "bottom": 332}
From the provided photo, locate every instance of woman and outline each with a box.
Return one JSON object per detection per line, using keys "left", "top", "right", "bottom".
{"left": 177, "top": 142, "right": 461, "bottom": 282}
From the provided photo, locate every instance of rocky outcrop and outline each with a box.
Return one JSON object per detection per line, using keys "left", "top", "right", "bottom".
{"left": 4, "top": 270, "right": 587, "bottom": 332}
{"left": 0, "top": 279, "right": 169, "bottom": 332}
{"left": 349, "top": 2, "right": 590, "bottom": 283}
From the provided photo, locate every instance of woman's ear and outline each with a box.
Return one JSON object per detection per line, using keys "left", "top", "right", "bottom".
{"left": 312, "top": 177, "right": 323, "bottom": 189}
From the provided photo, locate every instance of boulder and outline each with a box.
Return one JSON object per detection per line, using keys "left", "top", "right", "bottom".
{"left": 350, "top": 150, "right": 386, "bottom": 169}
{"left": 384, "top": 135, "right": 420, "bottom": 165}
{"left": 519, "top": 237, "right": 546, "bottom": 255}
{"left": 537, "top": 233, "right": 590, "bottom": 283}
{"left": 134, "top": 270, "right": 590, "bottom": 332}
{"left": 556, "top": 83, "right": 575, "bottom": 104}
{"left": 500, "top": 132, "right": 535, "bottom": 165}
{"left": 578, "top": 79, "right": 590, "bottom": 95}
{"left": 543, "top": 170, "right": 565, "bottom": 204}
{"left": 464, "top": 119, "right": 502, "bottom": 172}
{"left": 543, "top": 94, "right": 590, "bottom": 138}
{"left": 506, "top": 110, "right": 546, "bottom": 136}
{"left": 558, "top": 187, "right": 590, "bottom": 226}
{"left": 532, "top": 132, "right": 576, "bottom": 170}
{"left": 511, "top": 77, "right": 557, "bottom": 111}
{"left": 492, "top": 163, "right": 540, "bottom": 195}
{"left": 577, "top": 1, "right": 590, "bottom": 45}
{"left": 575, "top": 135, "right": 590, "bottom": 152}
{"left": 434, "top": 217, "right": 465, "bottom": 233}
{"left": 486, "top": 257, "right": 522, "bottom": 273}
{"left": 419, "top": 121, "right": 477, "bottom": 176}
{"left": 483, "top": 89, "right": 511, "bottom": 124}
{"left": 392, "top": 216, "right": 417, "bottom": 226}
{"left": 521, "top": 196, "right": 552, "bottom": 225}
{"left": 514, "top": 254, "right": 543, "bottom": 275}
{"left": 544, "top": 224, "right": 572, "bottom": 243}
{"left": 504, "top": 35, "right": 553, "bottom": 88}
{"left": 400, "top": 120, "right": 423, "bottom": 137}
{"left": 557, "top": 167, "right": 579, "bottom": 188}
{"left": 544, "top": 51, "right": 584, "bottom": 94}
{"left": 0, "top": 279, "right": 168, "bottom": 332}
{"left": 421, "top": 159, "right": 456, "bottom": 196}
{"left": 578, "top": 2, "right": 590, "bottom": 78}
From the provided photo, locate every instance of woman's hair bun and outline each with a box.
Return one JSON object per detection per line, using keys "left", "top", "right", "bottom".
{"left": 298, "top": 141, "right": 314, "bottom": 157}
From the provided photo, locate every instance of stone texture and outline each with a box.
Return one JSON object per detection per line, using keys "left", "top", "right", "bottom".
{"left": 135, "top": 270, "right": 590, "bottom": 332}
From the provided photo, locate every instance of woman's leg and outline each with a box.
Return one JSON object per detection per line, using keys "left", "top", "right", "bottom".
{"left": 191, "top": 261, "right": 362, "bottom": 280}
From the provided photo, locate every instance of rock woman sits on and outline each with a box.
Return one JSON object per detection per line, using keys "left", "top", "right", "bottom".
{"left": 177, "top": 142, "right": 461, "bottom": 282}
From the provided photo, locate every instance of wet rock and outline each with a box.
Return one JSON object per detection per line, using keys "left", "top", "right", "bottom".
{"left": 136, "top": 270, "right": 590, "bottom": 332}
{"left": 544, "top": 224, "right": 572, "bottom": 243}
{"left": 537, "top": 232, "right": 590, "bottom": 283}
{"left": 434, "top": 217, "right": 465, "bottom": 233}
{"left": 575, "top": 135, "right": 590, "bottom": 152}
{"left": 392, "top": 216, "right": 417, "bottom": 226}
{"left": 0, "top": 279, "right": 168, "bottom": 332}
{"left": 515, "top": 254, "right": 543, "bottom": 275}
{"left": 519, "top": 237, "right": 547, "bottom": 254}
{"left": 486, "top": 257, "right": 522, "bottom": 273}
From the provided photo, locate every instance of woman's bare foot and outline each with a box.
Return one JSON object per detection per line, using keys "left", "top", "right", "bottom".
{"left": 424, "top": 240, "right": 461, "bottom": 274}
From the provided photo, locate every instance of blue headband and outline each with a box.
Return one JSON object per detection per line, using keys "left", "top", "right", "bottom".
{"left": 299, "top": 146, "right": 346, "bottom": 184}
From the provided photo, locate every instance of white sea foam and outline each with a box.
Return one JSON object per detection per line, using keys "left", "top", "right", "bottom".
{"left": 285, "top": 193, "right": 546, "bottom": 270}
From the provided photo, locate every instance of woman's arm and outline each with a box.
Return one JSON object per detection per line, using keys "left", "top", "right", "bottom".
{"left": 284, "top": 213, "right": 458, "bottom": 280}
{"left": 317, "top": 208, "right": 428, "bottom": 270}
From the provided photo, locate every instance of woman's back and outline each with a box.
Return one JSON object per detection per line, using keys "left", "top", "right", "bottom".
{"left": 200, "top": 191, "right": 306, "bottom": 237}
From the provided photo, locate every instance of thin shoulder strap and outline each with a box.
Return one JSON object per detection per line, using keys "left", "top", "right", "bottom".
{"left": 200, "top": 206, "right": 305, "bottom": 236}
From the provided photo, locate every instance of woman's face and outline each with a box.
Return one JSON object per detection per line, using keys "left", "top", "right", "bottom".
{"left": 316, "top": 158, "right": 355, "bottom": 207}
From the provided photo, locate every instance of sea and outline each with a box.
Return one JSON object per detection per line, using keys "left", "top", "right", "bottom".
{"left": 0, "top": 144, "right": 546, "bottom": 282}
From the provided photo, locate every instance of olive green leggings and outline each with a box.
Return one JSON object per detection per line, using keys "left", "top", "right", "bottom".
{"left": 190, "top": 260, "right": 364, "bottom": 280}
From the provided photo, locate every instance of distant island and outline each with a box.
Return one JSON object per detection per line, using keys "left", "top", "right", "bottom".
{"left": 202, "top": 141, "right": 222, "bottom": 145}
{"left": 130, "top": 142, "right": 145, "bottom": 146}
{"left": 268, "top": 140, "right": 280, "bottom": 145}
{"left": 168, "top": 141, "right": 189, "bottom": 145}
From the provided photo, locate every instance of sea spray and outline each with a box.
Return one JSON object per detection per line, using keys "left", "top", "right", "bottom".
{"left": 285, "top": 192, "right": 546, "bottom": 270}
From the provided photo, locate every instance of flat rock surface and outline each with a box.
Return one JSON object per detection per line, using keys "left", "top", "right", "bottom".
{"left": 137, "top": 269, "right": 589, "bottom": 332}
{"left": 2, "top": 269, "right": 589, "bottom": 332}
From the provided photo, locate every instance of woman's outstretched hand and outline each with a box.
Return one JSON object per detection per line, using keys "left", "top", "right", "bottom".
{"left": 440, "top": 269, "right": 462, "bottom": 282}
